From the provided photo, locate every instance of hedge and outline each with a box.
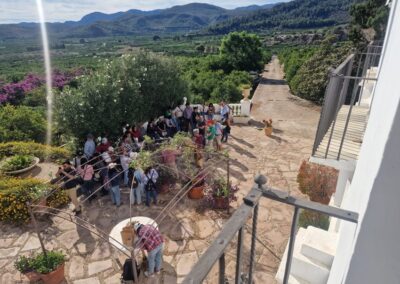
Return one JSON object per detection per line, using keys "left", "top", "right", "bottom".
{"left": 0, "top": 176, "right": 69, "bottom": 223}
{"left": 0, "top": 141, "right": 71, "bottom": 162}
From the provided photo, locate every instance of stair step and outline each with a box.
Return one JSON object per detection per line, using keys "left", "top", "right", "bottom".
{"left": 301, "top": 227, "right": 338, "bottom": 267}
{"left": 276, "top": 228, "right": 330, "bottom": 284}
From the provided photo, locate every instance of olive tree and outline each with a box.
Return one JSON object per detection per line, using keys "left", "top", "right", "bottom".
{"left": 56, "top": 52, "right": 188, "bottom": 139}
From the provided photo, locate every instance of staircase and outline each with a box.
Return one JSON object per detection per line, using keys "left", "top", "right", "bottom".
{"left": 275, "top": 227, "right": 339, "bottom": 284}
{"left": 313, "top": 105, "right": 369, "bottom": 161}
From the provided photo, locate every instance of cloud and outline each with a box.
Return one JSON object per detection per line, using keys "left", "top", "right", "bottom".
{"left": 0, "top": 0, "right": 286, "bottom": 24}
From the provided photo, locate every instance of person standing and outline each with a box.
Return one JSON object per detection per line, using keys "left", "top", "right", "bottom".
{"left": 214, "top": 120, "right": 223, "bottom": 151}
{"left": 84, "top": 134, "right": 96, "bottom": 159}
{"left": 144, "top": 167, "right": 159, "bottom": 206}
{"left": 78, "top": 157, "right": 95, "bottom": 201}
{"left": 54, "top": 160, "right": 81, "bottom": 215}
{"left": 220, "top": 101, "right": 230, "bottom": 120}
{"left": 221, "top": 119, "right": 231, "bottom": 143}
{"left": 130, "top": 167, "right": 145, "bottom": 205}
{"left": 108, "top": 163, "right": 121, "bottom": 207}
{"left": 120, "top": 150, "right": 133, "bottom": 187}
{"left": 134, "top": 222, "right": 164, "bottom": 278}
{"left": 206, "top": 120, "right": 216, "bottom": 148}
{"left": 183, "top": 102, "right": 193, "bottom": 132}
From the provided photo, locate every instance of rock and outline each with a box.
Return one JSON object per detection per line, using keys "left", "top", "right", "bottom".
{"left": 57, "top": 230, "right": 80, "bottom": 250}
{"left": 21, "top": 236, "right": 41, "bottom": 251}
{"left": 73, "top": 277, "right": 101, "bottom": 284}
{"left": 104, "top": 273, "right": 121, "bottom": 284}
{"left": 196, "top": 220, "right": 215, "bottom": 239}
{"left": 13, "top": 232, "right": 30, "bottom": 246}
{"left": 90, "top": 242, "right": 111, "bottom": 261}
{"left": 76, "top": 243, "right": 87, "bottom": 254}
{"left": 88, "top": 259, "right": 113, "bottom": 276}
{"left": 68, "top": 256, "right": 85, "bottom": 279}
{"left": 0, "top": 247, "right": 19, "bottom": 259}
{"left": 166, "top": 239, "right": 186, "bottom": 255}
{"left": 176, "top": 252, "right": 198, "bottom": 276}
{"left": 0, "top": 238, "right": 14, "bottom": 248}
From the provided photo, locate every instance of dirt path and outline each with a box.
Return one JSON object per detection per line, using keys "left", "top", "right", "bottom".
{"left": 221, "top": 56, "right": 321, "bottom": 283}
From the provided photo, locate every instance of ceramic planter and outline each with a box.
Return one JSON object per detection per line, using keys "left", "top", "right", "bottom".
{"left": 213, "top": 196, "right": 229, "bottom": 209}
{"left": 264, "top": 126, "right": 273, "bottom": 137}
{"left": 40, "top": 263, "right": 65, "bottom": 284}
{"left": 24, "top": 271, "right": 41, "bottom": 282}
{"left": 188, "top": 186, "right": 204, "bottom": 199}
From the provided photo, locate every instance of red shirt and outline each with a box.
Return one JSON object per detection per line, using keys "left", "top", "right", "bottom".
{"left": 194, "top": 135, "right": 204, "bottom": 148}
{"left": 96, "top": 142, "right": 111, "bottom": 153}
{"left": 130, "top": 130, "right": 141, "bottom": 139}
{"left": 137, "top": 225, "right": 164, "bottom": 252}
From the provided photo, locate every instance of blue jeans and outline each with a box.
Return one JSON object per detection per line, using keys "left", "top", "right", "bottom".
{"left": 131, "top": 183, "right": 144, "bottom": 205}
{"left": 110, "top": 185, "right": 121, "bottom": 206}
{"left": 147, "top": 244, "right": 163, "bottom": 274}
{"left": 123, "top": 170, "right": 129, "bottom": 186}
{"left": 146, "top": 190, "right": 157, "bottom": 206}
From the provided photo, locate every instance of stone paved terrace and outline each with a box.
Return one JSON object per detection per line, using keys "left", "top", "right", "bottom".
{"left": 0, "top": 56, "right": 320, "bottom": 283}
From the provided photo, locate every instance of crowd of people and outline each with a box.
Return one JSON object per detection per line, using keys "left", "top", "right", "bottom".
{"left": 53, "top": 100, "right": 232, "bottom": 215}
{"left": 51, "top": 100, "right": 233, "bottom": 278}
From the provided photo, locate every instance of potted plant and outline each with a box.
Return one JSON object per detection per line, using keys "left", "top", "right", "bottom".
{"left": 263, "top": 119, "right": 273, "bottom": 137}
{"left": 205, "top": 178, "right": 239, "bottom": 209}
{"left": 188, "top": 173, "right": 206, "bottom": 200}
{"left": 0, "top": 155, "right": 39, "bottom": 175}
{"left": 14, "top": 251, "right": 66, "bottom": 284}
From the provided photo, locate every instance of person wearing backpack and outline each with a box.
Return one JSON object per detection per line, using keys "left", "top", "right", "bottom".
{"left": 144, "top": 167, "right": 159, "bottom": 207}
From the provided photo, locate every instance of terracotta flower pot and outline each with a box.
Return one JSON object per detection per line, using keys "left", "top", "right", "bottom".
{"left": 24, "top": 271, "right": 41, "bottom": 282}
{"left": 264, "top": 127, "right": 273, "bottom": 137}
{"left": 188, "top": 186, "right": 204, "bottom": 199}
{"left": 40, "top": 263, "right": 65, "bottom": 284}
{"left": 214, "top": 196, "right": 229, "bottom": 209}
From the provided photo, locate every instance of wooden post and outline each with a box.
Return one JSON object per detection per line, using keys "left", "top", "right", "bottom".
{"left": 27, "top": 202, "right": 47, "bottom": 258}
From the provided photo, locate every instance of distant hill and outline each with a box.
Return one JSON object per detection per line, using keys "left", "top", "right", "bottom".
{"left": 0, "top": 1, "right": 361, "bottom": 40}
{"left": 208, "top": 0, "right": 362, "bottom": 34}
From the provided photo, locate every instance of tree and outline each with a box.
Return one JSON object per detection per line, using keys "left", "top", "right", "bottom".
{"left": 56, "top": 52, "right": 188, "bottom": 139}
{"left": 0, "top": 105, "right": 46, "bottom": 143}
{"left": 220, "top": 32, "right": 264, "bottom": 72}
{"left": 153, "top": 35, "right": 161, "bottom": 41}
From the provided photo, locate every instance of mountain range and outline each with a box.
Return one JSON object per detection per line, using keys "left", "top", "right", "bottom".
{"left": 0, "top": 1, "right": 359, "bottom": 40}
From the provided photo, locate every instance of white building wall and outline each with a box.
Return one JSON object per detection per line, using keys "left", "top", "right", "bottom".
{"left": 328, "top": 1, "right": 400, "bottom": 283}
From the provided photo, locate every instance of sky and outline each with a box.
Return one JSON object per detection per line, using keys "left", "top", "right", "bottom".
{"left": 0, "top": 0, "right": 286, "bottom": 24}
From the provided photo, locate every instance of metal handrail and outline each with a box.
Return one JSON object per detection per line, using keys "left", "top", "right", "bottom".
{"left": 183, "top": 175, "right": 358, "bottom": 284}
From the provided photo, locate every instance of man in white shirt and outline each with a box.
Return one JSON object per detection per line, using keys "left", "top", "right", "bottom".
{"left": 220, "top": 101, "right": 230, "bottom": 120}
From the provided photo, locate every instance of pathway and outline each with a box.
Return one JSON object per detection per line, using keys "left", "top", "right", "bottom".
{"left": 0, "top": 56, "right": 320, "bottom": 284}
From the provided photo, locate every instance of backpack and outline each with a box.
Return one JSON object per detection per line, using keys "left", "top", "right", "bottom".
{"left": 121, "top": 258, "right": 141, "bottom": 281}
{"left": 145, "top": 171, "right": 156, "bottom": 192}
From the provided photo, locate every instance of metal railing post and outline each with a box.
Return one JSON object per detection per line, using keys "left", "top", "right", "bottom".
{"left": 283, "top": 207, "right": 300, "bottom": 284}
{"left": 219, "top": 253, "right": 226, "bottom": 284}
{"left": 248, "top": 203, "right": 259, "bottom": 284}
{"left": 235, "top": 227, "right": 244, "bottom": 284}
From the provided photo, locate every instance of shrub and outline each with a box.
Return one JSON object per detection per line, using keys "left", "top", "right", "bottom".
{"left": 15, "top": 251, "right": 65, "bottom": 274}
{"left": 57, "top": 51, "right": 188, "bottom": 140}
{"left": 0, "top": 105, "right": 46, "bottom": 143}
{"left": 299, "top": 210, "right": 330, "bottom": 230}
{"left": 0, "top": 141, "right": 71, "bottom": 162}
{"left": 0, "top": 155, "right": 34, "bottom": 172}
{"left": 297, "top": 160, "right": 338, "bottom": 205}
{"left": 0, "top": 176, "right": 69, "bottom": 223}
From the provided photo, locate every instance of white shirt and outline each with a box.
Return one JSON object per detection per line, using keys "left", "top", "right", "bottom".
{"left": 120, "top": 155, "right": 132, "bottom": 170}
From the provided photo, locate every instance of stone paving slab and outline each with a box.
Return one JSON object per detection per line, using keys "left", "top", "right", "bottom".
{"left": 0, "top": 57, "right": 319, "bottom": 283}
